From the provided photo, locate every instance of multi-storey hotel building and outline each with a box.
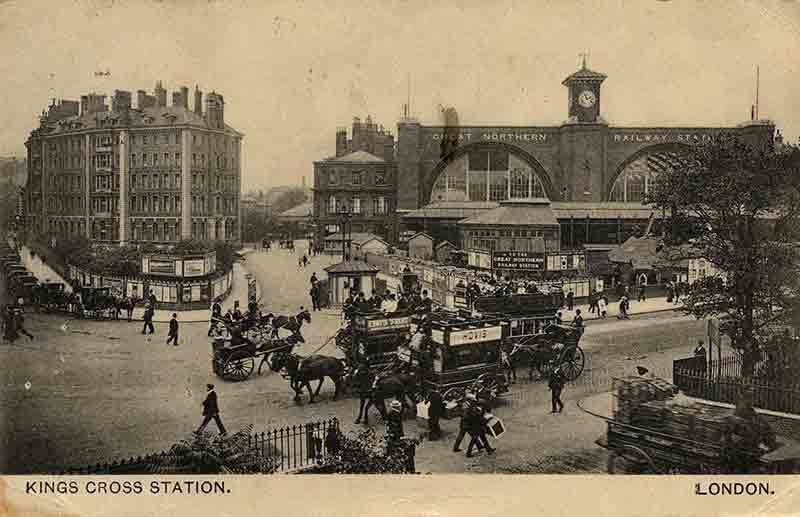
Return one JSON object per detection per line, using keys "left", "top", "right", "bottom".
{"left": 24, "top": 83, "right": 243, "bottom": 246}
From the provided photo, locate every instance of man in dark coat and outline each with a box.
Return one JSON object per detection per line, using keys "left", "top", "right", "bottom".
{"left": 353, "top": 362, "right": 373, "bottom": 424}
{"left": 197, "top": 384, "right": 227, "bottom": 435}
{"left": 453, "top": 395, "right": 481, "bottom": 453}
{"left": 142, "top": 305, "right": 154, "bottom": 334}
{"left": 166, "top": 313, "right": 179, "bottom": 346}
{"left": 565, "top": 290, "right": 574, "bottom": 311}
{"left": 427, "top": 388, "right": 445, "bottom": 440}
{"left": 465, "top": 401, "right": 493, "bottom": 457}
{"left": 549, "top": 367, "right": 565, "bottom": 413}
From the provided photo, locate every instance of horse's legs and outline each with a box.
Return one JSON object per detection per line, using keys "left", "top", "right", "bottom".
{"left": 257, "top": 354, "right": 269, "bottom": 375}
{"left": 314, "top": 378, "right": 325, "bottom": 397}
{"left": 332, "top": 377, "right": 340, "bottom": 400}
{"left": 305, "top": 381, "right": 315, "bottom": 403}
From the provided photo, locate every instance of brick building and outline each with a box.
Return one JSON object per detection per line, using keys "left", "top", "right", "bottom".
{"left": 24, "top": 83, "right": 242, "bottom": 246}
{"left": 313, "top": 116, "right": 397, "bottom": 249}
{"left": 398, "top": 61, "right": 778, "bottom": 251}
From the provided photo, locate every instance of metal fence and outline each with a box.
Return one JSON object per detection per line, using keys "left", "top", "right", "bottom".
{"left": 61, "top": 417, "right": 340, "bottom": 475}
{"left": 673, "top": 356, "right": 800, "bottom": 415}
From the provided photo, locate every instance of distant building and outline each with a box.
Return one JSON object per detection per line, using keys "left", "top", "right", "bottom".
{"left": 24, "top": 83, "right": 243, "bottom": 245}
{"left": 313, "top": 128, "right": 398, "bottom": 248}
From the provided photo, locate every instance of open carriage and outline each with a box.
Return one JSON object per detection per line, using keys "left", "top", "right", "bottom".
{"left": 210, "top": 318, "right": 299, "bottom": 382}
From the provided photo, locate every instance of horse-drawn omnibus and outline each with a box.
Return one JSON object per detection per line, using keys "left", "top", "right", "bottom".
{"left": 335, "top": 310, "right": 412, "bottom": 369}
{"left": 420, "top": 313, "right": 510, "bottom": 404}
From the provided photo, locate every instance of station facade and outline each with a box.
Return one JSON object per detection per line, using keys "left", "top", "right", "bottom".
{"left": 397, "top": 62, "right": 777, "bottom": 253}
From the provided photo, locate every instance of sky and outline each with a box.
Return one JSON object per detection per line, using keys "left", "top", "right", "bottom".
{"left": 0, "top": 0, "right": 798, "bottom": 192}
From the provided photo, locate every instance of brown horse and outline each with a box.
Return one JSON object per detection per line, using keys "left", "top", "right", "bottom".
{"left": 363, "top": 369, "right": 421, "bottom": 423}
{"left": 284, "top": 353, "right": 346, "bottom": 403}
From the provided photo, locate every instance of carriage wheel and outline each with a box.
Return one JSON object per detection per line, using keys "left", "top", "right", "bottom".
{"left": 443, "top": 387, "right": 465, "bottom": 404}
{"left": 476, "top": 373, "right": 498, "bottom": 391}
{"left": 559, "top": 346, "right": 585, "bottom": 381}
{"left": 222, "top": 351, "right": 254, "bottom": 382}
{"left": 607, "top": 445, "right": 658, "bottom": 474}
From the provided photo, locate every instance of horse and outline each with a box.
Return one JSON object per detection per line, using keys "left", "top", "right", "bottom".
{"left": 282, "top": 353, "right": 346, "bottom": 403}
{"left": 363, "top": 367, "right": 421, "bottom": 423}
{"left": 268, "top": 308, "right": 311, "bottom": 342}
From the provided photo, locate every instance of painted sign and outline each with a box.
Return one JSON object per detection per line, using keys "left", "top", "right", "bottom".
{"left": 149, "top": 260, "right": 176, "bottom": 275}
{"left": 448, "top": 325, "right": 503, "bottom": 346}
{"left": 468, "top": 249, "right": 492, "bottom": 270}
{"left": 183, "top": 259, "right": 205, "bottom": 277}
{"left": 360, "top": 316, "right": 412, "bottom": 331}
{"left": 492, "top": 251, "right": 545, "bottom": 271}
{"left": 610, "top": 132, "right": 723, "bottom": 145}
{"left": 430, "top": 130, "right": 550, "bottom": 144}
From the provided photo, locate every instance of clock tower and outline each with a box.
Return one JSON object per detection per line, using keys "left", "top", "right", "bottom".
{"left": 562, "top": 56, "right": 607, "bottom": 123}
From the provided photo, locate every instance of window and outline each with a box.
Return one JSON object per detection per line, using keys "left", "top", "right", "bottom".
{"left": 143, "top": 135, "right": 149, "bottom": 145}
{"left": 143, "top": 154, "right": 150, "bottom": 166}
{"left": 373, "top": 196, "right": 387, "bottom": 214}
{"left": 328, "top": 196, "right": 337, "bottom": 214}
{"left": 328, "top": 170, "right": 338, "bottom": 185}
{"left": 131, "top": 154, "right": 137, "bottom": 167}
{"left": 174, "top": 153, "right": 180, "bottom": 166}
{"left": 161, "top": 133, "right": 168, "bottom": 144}
{"left": 351, "top": 197, "right": 361, "bottom": 214}
{"left": 163, "top": 153, "right": 169, "bottom": 165}
{"left": 151, "top": 153, "right": 157, "bottom": 167}
{"left": 192, "top": 154, "right": 197, "bottom": 166}
{"left": 351, "top": 171, "right": 362, "bottom": 185}
{"left": 375, "top": 170, "right": 386, "bottom": 186}
{"left": 96, "top": 154, "right": 111, "bottom": 169}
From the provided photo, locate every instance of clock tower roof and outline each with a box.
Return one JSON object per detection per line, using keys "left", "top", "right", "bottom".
{"left": 562, "top": 64, "right": 607, "bottom": 86}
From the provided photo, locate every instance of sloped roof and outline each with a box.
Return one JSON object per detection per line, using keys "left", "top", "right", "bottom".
{"left": 460, "top": 200, "right": 559, "bottom": 226}
{"left": 403, "top": 201, "right": 499, "bottom": 220}
{"left": 436, "top": 240, "right": 456, "bottom": 250}
{"left": 328, "top": 150, "right": 385, "bottom": 163}
{"left": 608, "top": 237, "right": 662, "bottom": 270}
{"left": 562, "top": 65, "right": 607, "bottom": 85}
{"left": 42, "top": 105, "right": 242, "bottom": 135}
{"left": 324, "top": 260, "right": 380, "bottom": 274}
{"left": 324, "top": 232, "right": 383, "bottom": 246}
{"left": 408, "top": 232, "right": 434, "bottom": 243}
{"left": 276, "top": 202, "right": 313, "bottom": 219}
{"left": 552, "top": 202, "right": 659, "bottom": 220}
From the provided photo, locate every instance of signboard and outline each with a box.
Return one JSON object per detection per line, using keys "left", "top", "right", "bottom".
{"left": 358, "top": 315, "right": 411, "bottom": 331}
{"left": 183, "top": 259, "right": 205, "bottom": 277}
{"left": 446, "top": 325, "right": 503, "bottom": 346}
{"left": 149, "top": 259, "right": 176, "bottom": 275}
{"left": 467, "top": 250, "right": 492, "bottom": 270}
{"left": 492, "top": 251, "right": 545, "bottom": 271}
{"left": 546, "top": 252, "right": 586, "bottom": 272}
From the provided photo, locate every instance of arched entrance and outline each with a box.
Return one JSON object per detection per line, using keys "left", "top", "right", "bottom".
{"left": 606, "top": 143, "right": 691, "bottom": 202}
{"left": 424, "top": 142, "right": 554, "bottom": 204}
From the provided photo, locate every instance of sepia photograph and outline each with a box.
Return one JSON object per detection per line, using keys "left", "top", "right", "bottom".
{"left": 1, "top": 0, "right": 800, "bottom": 514}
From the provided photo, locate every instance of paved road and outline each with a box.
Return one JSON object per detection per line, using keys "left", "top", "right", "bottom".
{"left": 0, "top": 242, "right": 707, "bottom": 473}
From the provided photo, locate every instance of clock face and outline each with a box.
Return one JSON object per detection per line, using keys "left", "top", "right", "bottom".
{"left": 578, "top": 90, "right": 596, "bottom": 108}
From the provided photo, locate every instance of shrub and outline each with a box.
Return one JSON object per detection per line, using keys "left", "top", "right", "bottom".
{"left": 319, "top": 427, "right": 418, "bottom": 474}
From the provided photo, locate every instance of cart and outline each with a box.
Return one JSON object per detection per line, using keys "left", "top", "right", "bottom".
{"left": 587, "top": 377, "right": 799, "bottom": 474}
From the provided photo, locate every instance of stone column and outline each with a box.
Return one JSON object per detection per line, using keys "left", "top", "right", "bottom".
{"left": 118, "top": 130, "right": 128, "bottom": 245}
{"left": 181, "top": 129, "right": 192, "bottom": 239}
{"left": 84, "top": 135, "right": 91, "bottom": 238}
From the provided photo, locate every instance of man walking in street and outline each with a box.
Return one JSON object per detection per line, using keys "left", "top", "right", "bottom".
{"left": 572, "top": 309, "right": 584, "bottom": 330}
{"left": 638, "top": 284, "right": 647, "bottom": 303}
{"left": 166, "top": 313, "right": 179, "bottom": 346}
{"left": 588, "top": 292, "right": 598, "bottom": 315}
{"left": 465, "top": 398, "right": 494, "bottom": 458}
{"left": 142, "top": 304, "right": 154, "bottom": 335}
{"left": 599, "top": 294, "right": 608, "bottom": 319}
{"left": 549, "top": 367, "right": 565, "bottom": 413}
{"left": 353, "top": 361, "right": 373, "bottom": 424}
{"left": 566, "top": 290, "right": 574, "bottom": 311}
{"left": 427, "top": 388, "right": 445, "bottom": 441}
{"left": 126, "top": 296, "right": 135, "bottom": 322}
{"left": 196, "top": 384, "right": 227, "bottom": 435}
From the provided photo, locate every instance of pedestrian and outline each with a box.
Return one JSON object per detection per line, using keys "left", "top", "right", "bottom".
{"left": 208, "top": 298, "right": 222, "bottom": 336}
{"left": 566, "top": 290, "right": 574, "bottom": 311}
{"left": 638, "top": 284, "right": 646, "bottom": 302}
{"left": 385, "top": 399, "right": 405, "bottom": 455}
{"left": 310, "top": 272, "right": 318, "bottom": 287}
{"left": 13, "top": 307, "right": 33, "bottom": 341}
{"left": 232, "top": 300, "right": 242, "bottom": 321}
{"left": 302, "top": 255, "right": 309, "bottom": 268}
{"left": 126, "top": 296, "right": 135, "bottom": 322}
{"left": 166, "top": 313, "right": 179, "bottom": 346}
{"left": 572, "top": 308, "right": 584, "bottom": 329}
{"left": 142, "top": 304, "right": 154, "bottom": 334}
{"left": 617, "top": 296, "right": 630, "bottom": 320}
{"left": 588, "top": 292, "right": 598, "bottom": 315}
{"left": 196, "top": 384, "right": 227, "bottom": 435}
{"left": 148, "top": 291, "right": 157, "bottom": 308}
{"left": 353, "top": 361, "right": 373, "bottom": 424}
{"left": 465, "top": 399, "right": 494, "bottom": 458}
{"left": 427, "top": 388, "right": 445, "bottom": 441}
{"left": 309, "top": 284, "right": 319, "bottom": 311}
{"left": 549, "top": 367, "right": 565, "bottom": 413}
{"left": 501, "top": 344, "right": 516, "bottom": 384}
{"left": 453, "top": 395, "right": 481, "bottom": 454}
{"left": 598, "top": 295, "right": 607, "bottom": 319}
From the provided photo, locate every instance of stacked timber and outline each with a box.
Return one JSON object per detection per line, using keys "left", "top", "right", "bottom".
{"left": 612, "top": 376, "right": 679, "bottom": 424}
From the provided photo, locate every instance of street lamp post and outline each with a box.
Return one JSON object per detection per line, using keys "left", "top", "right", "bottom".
{"left": 338, "top": 206, "right": 352, "bottom": 261}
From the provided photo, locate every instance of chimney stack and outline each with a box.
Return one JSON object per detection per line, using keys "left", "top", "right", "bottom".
{"left": 155, "top": 81, "right": 167, "bottom": 107}
{"left": 180, "top": 86, "right": 189, "bottom": 110}
{"left": 112, "top": 90, "right": 132, "bottom": 112}
{"left": 194, "top": 85, "right": 203, "bottom": 115}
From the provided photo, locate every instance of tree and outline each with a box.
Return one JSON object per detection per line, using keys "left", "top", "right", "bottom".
{"left": 647, "top": 136, "right": 800, "bottom": 376}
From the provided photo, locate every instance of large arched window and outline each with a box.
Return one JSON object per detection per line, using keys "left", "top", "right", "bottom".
{"left": 609, "top": 156, "right": 652, "bottom": 203}
{"left": 430, "top": 148, "right": 548, "bottom": 203}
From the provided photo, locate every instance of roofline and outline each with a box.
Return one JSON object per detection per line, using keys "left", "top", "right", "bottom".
{"left": 29, "top": 123, "right": 244, "bottom": 140}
